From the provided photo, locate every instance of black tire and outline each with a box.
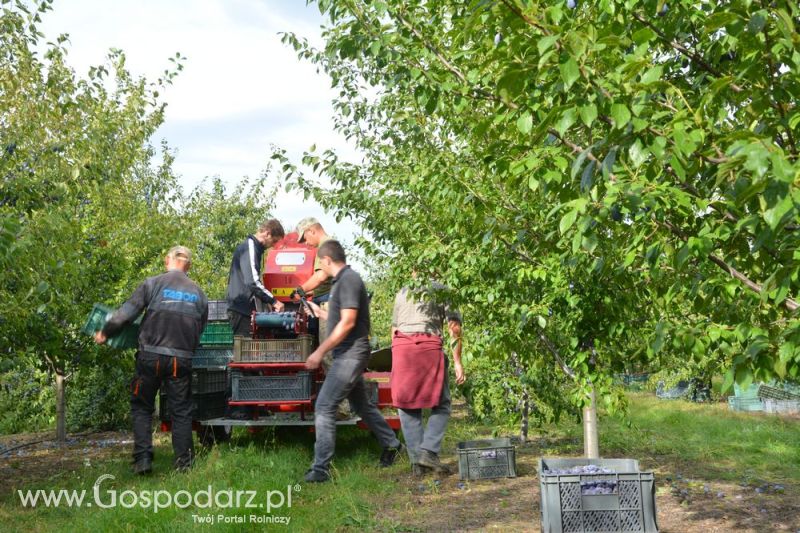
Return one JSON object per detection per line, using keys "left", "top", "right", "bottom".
{"left": 198, "top": 424, "right": 232, "bottom": 447}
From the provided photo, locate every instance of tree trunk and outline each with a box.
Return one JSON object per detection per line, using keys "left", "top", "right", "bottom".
{"left": 55, "top": 370, "right": 66, "bottom": 442}
{"left": 520, "top": 388, "right": 529, "bottom": 442}
{"left": 583, "top": 384, "right": 599, "bottom": 459}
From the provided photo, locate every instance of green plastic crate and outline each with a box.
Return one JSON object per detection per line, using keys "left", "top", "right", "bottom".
{"left": 539, "top": 458, "right": 658, "bottom": 533}
{"left": 728, "top": 396, "right": 765, "bottom": 412}
{"left": 81, "top": 303, "right": 141, "bottom": 349}
{"left": 200, "top": 322, "right": 233, "bottom": 346}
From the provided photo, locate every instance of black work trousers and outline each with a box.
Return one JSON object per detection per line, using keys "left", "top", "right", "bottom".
{"left": 131, "top": 352, "right": 193, "bottom": 467}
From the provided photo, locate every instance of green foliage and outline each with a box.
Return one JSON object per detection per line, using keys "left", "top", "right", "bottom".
{"left": 0, "top": 369, "right": 54, "bottom": 433}
{"left": 66, "top": 362, "right": 133, "bottom": 432}
{"left": 275, "top": 0, "right": 800, "bottom": 421}
{"left": 0, "top": 3, "right": 278, "bottom": 433}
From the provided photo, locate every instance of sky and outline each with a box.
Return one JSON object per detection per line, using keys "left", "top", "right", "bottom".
{"left": 39, "top": 0, "right": 368, "bottom": 270}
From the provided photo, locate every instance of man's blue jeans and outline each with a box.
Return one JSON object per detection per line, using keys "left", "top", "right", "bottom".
{"left": 311, "top": 352, "right": 400, "bottom": 473}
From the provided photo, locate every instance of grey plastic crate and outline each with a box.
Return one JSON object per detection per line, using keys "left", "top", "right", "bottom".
{"left": 763, "top": 398, "right": 800, "bottom": 414}
{"left": 159, "top": 391, "right": 227, "bottom": 422}
{"left": 757, "top": 383, "right": 800, "bottom": 401}
{"left": 456, "top": 438, "right": 517, "bottom": 480}
{"left": 539, "top": 458, "right": 658, "bottom": 533}
{"left": 191, "top": 369, "right": 228, "bottom": 395}
{"left": 233, "top": 336, "right": 314, "bottom": 363}
{"left": 208, "top": 300, "right": 229, "bottom": 322}
{"left": 231, "top": 371, "right": 313, "bottom": 402}
{"left": 193, "top": 347, "right": 233, "bottom": 369}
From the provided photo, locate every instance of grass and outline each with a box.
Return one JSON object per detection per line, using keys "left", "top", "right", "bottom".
{"left": 1, "top": 393, "right": 799, "bottom": 532}
{"left": 545, "top": 393, "right": 800, "bottom": 484}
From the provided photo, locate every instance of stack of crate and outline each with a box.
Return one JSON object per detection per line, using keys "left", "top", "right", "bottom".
{"left": 229, "top": 317, "right": 315, "bottom": 410}
{"left": 160, "top": 300, "right": 232, "bottom": 422}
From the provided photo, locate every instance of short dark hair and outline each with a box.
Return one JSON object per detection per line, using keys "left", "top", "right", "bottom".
{"left": 259, "top": 218, "right": 285, "bottom": 238}
{"left": 318, "top": 239, "right": 346, "bottom": 264}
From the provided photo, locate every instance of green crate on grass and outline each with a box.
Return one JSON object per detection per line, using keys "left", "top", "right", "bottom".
{"left": 728, "top": 396, "right": 765, "bottom": 412}
{"left": 200, "top": 322, "right": 234, "bottom": 345}
{"left": 81, "top": 303, "right": 141, "bottom": 349}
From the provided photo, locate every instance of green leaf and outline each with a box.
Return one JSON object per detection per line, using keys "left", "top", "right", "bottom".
{"left": 720, "top": 369, "right": 734, "bottom": 394}
{"left": 640, "top": 65, "right": 662, "bottom": 85}
{"left": 537, "top": 315, "right": 547, "bottom": 329}
{"left": 555, "top": 108, "right": 577, "bottom": 135}
{"left": 610, "top": 104, "right": 631, "bottom": 129}
{"left": 629, "top": 140, "right": 648, "bottom": 167}
{"left": 559, "top": 209, "right": 579, "bottom": 235}
{"left": 579, "top": 104, "right": 597, "bottom": 127}
{"left": 517, "top": 112, "right": 533, "bottom": 134}
{"left": 560, "top": 58, "right": 580, "bottom": 89}
{"left": 537, "top": 35, "right": 560, "bottom": 55}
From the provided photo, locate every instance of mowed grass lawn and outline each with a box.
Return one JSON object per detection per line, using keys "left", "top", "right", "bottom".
{"left": 1, "top": 393, "right": 798, "bottom": 532}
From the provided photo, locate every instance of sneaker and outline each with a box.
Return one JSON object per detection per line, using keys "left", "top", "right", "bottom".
{"left": 416, "top": 449, "right": 451, "bottom": 474}
{"left": 379, "top": 442, "right": 405, "bottom": 467}
{"left": 411, "top": 463, "right": 433, "bottom": 477}
{"left": 304, "top": 468, "right": 331, "bottom": 483}
{"left": 132, "top": 457, "right": 152, "bottom": 475}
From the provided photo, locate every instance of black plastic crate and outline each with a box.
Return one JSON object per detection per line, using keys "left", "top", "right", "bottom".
{"left": 231, "top": 371, "right": 313, "bottom": 402}
{"left": 193, "top": 347, "right": 233, "bottom": 369}
{"left": 456, "top": 438, "right": 517, "bottom": 480}
{"left": 207, "top": 300, "right": 229, "bottom": 322}
{"left": 191, "top": 369, "right": 228, "bottom": 395}
{"left": 159, "top": 391, "right": 227, "bottom": 422}
{"left": 539, "top": 458, "right": 658, "bottom": 533}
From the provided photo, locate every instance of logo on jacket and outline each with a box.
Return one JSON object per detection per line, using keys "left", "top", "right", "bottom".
{"left": 162, "top": 288, "right": 199, "bottom": 303}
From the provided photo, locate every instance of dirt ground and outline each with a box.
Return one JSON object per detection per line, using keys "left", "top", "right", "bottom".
{"left": 0, "top": 430, "right": 133, "bottom": 497}
{"left": 380, "top": 440, "right": 800, "bottom": 532}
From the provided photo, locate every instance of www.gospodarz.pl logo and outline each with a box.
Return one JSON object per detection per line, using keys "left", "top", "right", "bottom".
{"left": 17, "top": 474, "right": 298, "bottom": 516}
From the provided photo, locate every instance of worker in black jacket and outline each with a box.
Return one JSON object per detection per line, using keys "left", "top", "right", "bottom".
{"left": 94, "top": 246, "right": 208, "bottom": 474}
{"left": 226, "top": 219, "right": 285, "bottom": 336}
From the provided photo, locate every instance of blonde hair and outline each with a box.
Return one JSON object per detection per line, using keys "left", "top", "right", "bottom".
{"left": 167, "top": 245, "right": 192, "bottom": 265}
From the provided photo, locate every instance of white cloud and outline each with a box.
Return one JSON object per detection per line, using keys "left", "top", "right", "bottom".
{"left": 40, "top": 0, "right": 371, "bottom": 272}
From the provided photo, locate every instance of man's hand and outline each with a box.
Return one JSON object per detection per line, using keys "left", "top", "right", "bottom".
{"left": 305, "top": 349, "right": 324, "bottom": 370}
{"left": 94, "top": 331, "right": 107, "bottom": 345}
{"left": 307, "top": 301, "right": 327, "bottom": 320}
{"left": 454, "top": 360, "right": 466, "bottom": 385}
{"left": 272, "top": 300, "right": 285, "bottom": 312}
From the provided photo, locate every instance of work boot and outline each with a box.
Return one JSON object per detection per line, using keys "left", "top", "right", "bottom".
{"left": 174, "top": 452, "right": 194, "bottom": 473}
{"left": 416, "top": 449, "right": 451, "bottom": 474}
{"left": 379, "top": 442, "right": 405, "bottom": 467}
{"left": 132, "top": 457, "right": 152, "bottom": 475}
{"left": 303, "top": 468, "right": 331, "bottom": 483}
{"left": 411, "top": 463, "right": 433, "bottom": 477}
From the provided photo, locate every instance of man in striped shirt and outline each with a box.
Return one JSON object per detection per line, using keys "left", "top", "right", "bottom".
{"left": 226, "top": 219, "right": 285, "bottom": 336}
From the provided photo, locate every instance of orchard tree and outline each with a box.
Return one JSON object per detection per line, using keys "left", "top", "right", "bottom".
{"left": 0, "top": 1, "right": 183, "bottom": 440}
{"left": 277, "top": 0, "right": 800, "bottom": 454}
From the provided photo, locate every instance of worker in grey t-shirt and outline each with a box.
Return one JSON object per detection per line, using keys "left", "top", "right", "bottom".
{"left": 391, "top": 283, "right": 465, "bottom": 476}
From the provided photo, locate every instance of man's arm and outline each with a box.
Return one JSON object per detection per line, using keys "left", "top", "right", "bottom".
{"left": 95, "top": 280, "right": 150, "bottom": 344}
{"left": 300, "top": 268, "right": 328, "bottom": 294}
{"left": 448, "top": 318, "right": 466, "bottom": 385}
{"left": 240, "top": 240, "right": 283, "bottom": 311}
{"left": 306, "top": 308, "right": 357, "bottom": 369}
